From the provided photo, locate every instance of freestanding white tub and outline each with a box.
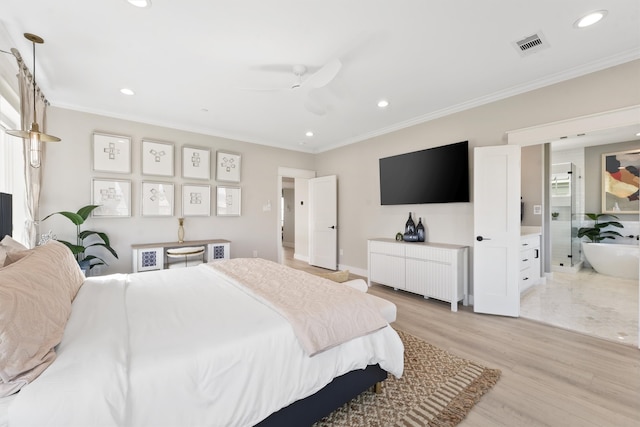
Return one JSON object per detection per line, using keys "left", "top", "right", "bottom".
{"left": 582, "top": 242, "right": 639, "bottom": 280}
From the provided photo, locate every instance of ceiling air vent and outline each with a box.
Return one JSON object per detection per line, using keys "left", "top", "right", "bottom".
{"left": 512, "top": 31, "right": 550, "bottom": 57}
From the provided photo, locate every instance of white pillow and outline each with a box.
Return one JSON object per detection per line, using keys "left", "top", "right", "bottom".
{"left": 0, "top": 235, "right": 28, "bottom": 266}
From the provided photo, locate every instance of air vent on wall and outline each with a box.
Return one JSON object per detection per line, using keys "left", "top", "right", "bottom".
{"left": 512, "top": 31, "right": 550, "bottom": 57}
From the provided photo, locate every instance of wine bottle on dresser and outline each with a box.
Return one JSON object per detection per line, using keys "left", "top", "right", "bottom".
{"left": 416, "top": 217, "right": 425, "bottom": 242}
{"left": 405, "top": 212, "right": 416, "bottom": 235}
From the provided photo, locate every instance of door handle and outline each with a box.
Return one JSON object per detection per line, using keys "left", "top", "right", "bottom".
{"left": 476, "top": 236, "right": 491, "bottom": 241}
{"left": 328, "top": 225, "right": 335, "bottom": 229}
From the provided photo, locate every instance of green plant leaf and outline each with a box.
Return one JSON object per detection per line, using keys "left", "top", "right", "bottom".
{"left": 77, "top": 205, "right": 100, "bottom": 221}
{"left": 57, "top": 240, "right": 85, "bottom": 255}
{"left": 42, "top": 211, "right": 84, "bottom": 225}
{"left": 86, "top": 242, "right": 118, "bottom": 259}
{"left": 83, "top": 254, "right": 107, "bottom": 268}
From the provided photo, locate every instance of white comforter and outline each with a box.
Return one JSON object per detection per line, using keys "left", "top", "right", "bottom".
{"left": 8, "top": 264, "right": 404, "bottom": 427}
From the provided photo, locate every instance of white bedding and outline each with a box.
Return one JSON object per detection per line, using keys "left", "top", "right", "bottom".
{"left": 8, "top": 264, "right": 404, "bottom": 427}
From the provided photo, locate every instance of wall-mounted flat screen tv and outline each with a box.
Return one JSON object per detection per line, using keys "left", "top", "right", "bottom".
{"left": 379, "top": 141, "right": 470, "bottom": 205}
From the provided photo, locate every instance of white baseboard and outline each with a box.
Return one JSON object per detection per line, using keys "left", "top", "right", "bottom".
{"left": 294, "top": 253, "right": 309, "bottom": 263}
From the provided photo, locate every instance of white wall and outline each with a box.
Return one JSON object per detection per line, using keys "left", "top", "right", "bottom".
{"left": 39, "top": 108, "right": 315, "bottom": 274}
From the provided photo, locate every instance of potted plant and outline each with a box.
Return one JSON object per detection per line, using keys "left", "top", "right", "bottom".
{"left": 577, "top": 213, "right": 623, "bottom": 242}
{"left": 42, "top": 204, "right": 118, "bottom": 271}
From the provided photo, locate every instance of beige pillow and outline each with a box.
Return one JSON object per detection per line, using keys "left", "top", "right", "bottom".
{"left": 0, "top": 240, "right": 85, "bottom": 397}
{"left": 318, "top": 269, "right": 350, "bottom": 283}
{"left": 0, "top": 235, "right": 28, "bottom": 266}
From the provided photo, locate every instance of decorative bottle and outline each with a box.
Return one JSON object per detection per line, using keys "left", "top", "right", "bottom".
{"left": 178, "top": 217, "right": 185, "bottom": 243}
{"left": 405, "top": 212, "right": 415, "bottom": 235}
{"left": 416, "top": 217, "right": 425, "bottom": 242}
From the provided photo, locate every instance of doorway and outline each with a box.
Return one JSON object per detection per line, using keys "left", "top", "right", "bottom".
{"left": 511, "top": 108, "right": 640, "bottom": 348}
{"left": 276, "top": 167, "right": 315, "bottom": 266}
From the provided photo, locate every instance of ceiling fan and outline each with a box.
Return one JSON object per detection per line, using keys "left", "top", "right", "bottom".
{"left": 246, "top": 58, "right": 342, "bottom": 115}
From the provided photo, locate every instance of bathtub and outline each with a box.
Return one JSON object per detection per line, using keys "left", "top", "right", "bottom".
{"left": 582, "top": 242, "right": 639, "bottom": 280}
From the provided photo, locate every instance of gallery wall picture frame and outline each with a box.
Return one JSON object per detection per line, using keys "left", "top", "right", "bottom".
{"left": 601, "top": 148, "right": 640, "bottom": 214}
{"left": 216, "top": 151, "right": 241, "bottom": 183}
{"left": 91, "top": 178, "right": 132, "bottom": 217}
{"left": 92, "top": 132, "right": 131, "bottom": 174}
{"left": 182, "top": 184, "right": 211, "bottom": 217}
{"left": 142, "top": 139, "right": 174, "bottom": 177}
{"left": 141, "top": 181, "right": 174, "bottom": 217}
{"left": 216, "top": 186, "right": 241, "bottom": 216}
{"left": 182, "top": 146, "right": 211, "bottom": 180}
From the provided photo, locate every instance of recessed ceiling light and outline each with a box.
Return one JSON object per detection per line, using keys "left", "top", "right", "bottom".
{"left": 120, "top": 88, "right": 135, "bottom": 96}
{"left": 377, "top": 99, "right": 389, "bottom": 108}
{"left": 574, "top": 10, "right": 607, "bottom": 28}
{"left": 305, "top": 131, "right": 314, "bottom": 137}
{"left": 126, "top": 0, "right": 151, "bottom": 8}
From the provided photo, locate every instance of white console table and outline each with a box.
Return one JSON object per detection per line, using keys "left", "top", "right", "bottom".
{"left": 368, "top": 238, "right": 468, "bottom": 312}
{"left": 131, "top": 239, "right": 230, "bottom": 273}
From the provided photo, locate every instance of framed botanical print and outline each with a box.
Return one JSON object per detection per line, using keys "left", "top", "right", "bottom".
{"left": 92, "top": 133, "right": 131, "bottom": 174}
{"left": 141, "top": 181, "right": 174, "bottom": 217}
{"left": 182, "top": 146, "right": 210, "bottom": 180}
{"left": 182, "top": 184, "right": 211, "bottom": 217}
{"left": 216, "top": 186, "right": 241, "bottom": 216}
{"left": 142, "top": 139, "right": 174, "bottom": 177}
{"left": 216, "top": 151, "right": 241, "bottom": 182}
{"left": 91, "top": 178, "right": 132, "bottom": 217}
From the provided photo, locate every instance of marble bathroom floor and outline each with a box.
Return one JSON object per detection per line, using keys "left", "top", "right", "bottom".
{"left": 521, "top": 268, "right": 639, "bottom": 347}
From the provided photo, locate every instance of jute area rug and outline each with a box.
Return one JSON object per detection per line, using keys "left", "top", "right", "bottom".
{"left": 314, "top": 330, "right": 501, "bottom": 427}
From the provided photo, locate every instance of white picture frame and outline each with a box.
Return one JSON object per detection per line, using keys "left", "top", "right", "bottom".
{"left": 182, "top": 184, "right": 211, "bottom": 217}
{"left": 216, "top": 186, "right": 241, "bottom": 216}
{"left": 216, "top": 151, "right": 241, "bottom": 182}
{"left": 92, "top": 132, "right": 131, "bottom": 174}
{"left": 92, "top": 178, "right": 132, "bottom": 217}
{"left": 141, "top": 181, "right": 174, "bottom": 217}
{"left": 142, "top": 139, "right": 174, "bottom": 177}
{"left": 182, "top": 146, "right": 210, "bottom": 180}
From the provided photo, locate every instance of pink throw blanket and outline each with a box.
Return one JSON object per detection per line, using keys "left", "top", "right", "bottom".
{"left": 207, "top": 258, "right": 388, "bottom": 356}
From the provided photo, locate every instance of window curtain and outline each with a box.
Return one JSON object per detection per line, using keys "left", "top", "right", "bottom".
{"left": 12, "top": 48, "right": 49, "bottom": 248}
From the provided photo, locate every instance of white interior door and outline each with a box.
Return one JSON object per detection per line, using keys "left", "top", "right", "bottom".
{"left": 309, "top": 175, "right": 337, "bottom": 270}
{"left": 473, "top": 145, "right": 521, "bottom": 317}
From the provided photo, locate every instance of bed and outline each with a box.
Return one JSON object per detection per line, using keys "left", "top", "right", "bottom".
{"left": 0, "top": 239, "right": 404, "bottom": 426}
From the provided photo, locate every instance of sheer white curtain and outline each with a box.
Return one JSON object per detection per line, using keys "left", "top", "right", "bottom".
{"left": 12, "top": 48, "right": 49, "bottom": 248}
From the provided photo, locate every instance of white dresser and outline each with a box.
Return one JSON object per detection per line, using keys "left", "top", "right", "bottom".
{"left": 519, "top": 233, "right": 541, "bottom": 292}
{"left": 368, "top": 238, "right": 469, "bottom": 312}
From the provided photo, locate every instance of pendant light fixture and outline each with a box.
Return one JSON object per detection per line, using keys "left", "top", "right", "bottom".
{"left": 7, "top": 33, "right": 61, "bottom": 168}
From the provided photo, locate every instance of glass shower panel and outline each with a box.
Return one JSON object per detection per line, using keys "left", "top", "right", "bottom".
{"left": 569, "top": 162, "right": 580, "bottom": 266}
{"left": 551, "top": 162, "right": 575, "bottom": 267}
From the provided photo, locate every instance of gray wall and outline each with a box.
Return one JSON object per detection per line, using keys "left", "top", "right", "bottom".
{"left": 39, "top": 108, "right": 315, "bottom": 274}
{"left": 38, "top": 60, "right": 640, "bottom": 286}
{"left": 315, "top": 60, "right": 640, "bottom": 277}
{"left": 282, "top": 188, "right": 295, "bottom": 247}
{"left": 521, "top": 145, "right": 544, "bottom": 226}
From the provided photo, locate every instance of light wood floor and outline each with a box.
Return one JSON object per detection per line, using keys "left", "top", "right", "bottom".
{"left": 282, "top": 248, "right": 640, "bottom": 426}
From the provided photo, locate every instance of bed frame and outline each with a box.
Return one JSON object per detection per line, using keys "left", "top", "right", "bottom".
{"left": 256, "top": 364, "right": 387, "bottom": 426}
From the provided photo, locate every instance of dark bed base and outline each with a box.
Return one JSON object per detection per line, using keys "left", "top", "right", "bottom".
{"left": 256, "top": 364, "right": 387, "bottom": 427}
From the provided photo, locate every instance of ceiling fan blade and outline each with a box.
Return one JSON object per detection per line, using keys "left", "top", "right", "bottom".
{"left": 303, "top": 58, "right": 342, "bottom": 89}
{"left": 303, "top": 95, "right": 326, "bottom": 116}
